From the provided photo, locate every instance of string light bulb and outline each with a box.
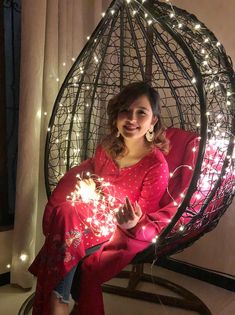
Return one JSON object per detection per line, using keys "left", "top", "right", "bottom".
{"left": 20, "top": 254, "right": 28, "bottom": 262}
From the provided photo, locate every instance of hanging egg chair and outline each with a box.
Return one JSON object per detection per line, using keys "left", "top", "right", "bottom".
{"left": 28, "top": 0, "right": 235, "bottom": 314}
{"left": 45, "top": 0, "right": 235, "bottom": 255}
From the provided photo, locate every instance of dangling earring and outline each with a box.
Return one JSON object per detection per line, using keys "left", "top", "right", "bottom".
{"left": 116, "top": 130, "right": 120, "bottom": 138}
{"left": 145, "top": 125, "right": 154, "bottom": 142}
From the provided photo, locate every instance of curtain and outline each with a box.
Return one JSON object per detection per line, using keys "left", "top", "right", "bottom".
{"left": 11, "top": 0, "right": 111, "bottom": 289}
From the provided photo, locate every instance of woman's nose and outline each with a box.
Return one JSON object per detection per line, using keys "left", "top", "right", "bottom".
{"left": 127, "top": 111, "right": 136, "bottom": 122}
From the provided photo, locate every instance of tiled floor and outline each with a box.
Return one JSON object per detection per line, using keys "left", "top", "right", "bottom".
{"left": 0, "top": 264, "right": 234, "bottom": 315}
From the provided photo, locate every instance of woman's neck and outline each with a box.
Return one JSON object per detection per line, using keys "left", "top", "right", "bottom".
{"left": 115, "top": 138, "right": 152, "bottom": 168}
{"left": 125, "top": 138, "right": 150, "bottom": 155}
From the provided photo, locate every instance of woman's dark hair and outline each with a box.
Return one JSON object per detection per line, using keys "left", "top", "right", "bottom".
{"left": 102, "top": 81, "right": 169, "bottom": 158}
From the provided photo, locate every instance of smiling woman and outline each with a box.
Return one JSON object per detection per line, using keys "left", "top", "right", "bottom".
{"left": 29, "top": 81, "right": 170, "bottom": 315}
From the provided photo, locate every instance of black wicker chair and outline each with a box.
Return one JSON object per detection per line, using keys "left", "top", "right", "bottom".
{"left": 19, "top": 0, "right": 235, "bottom": 314}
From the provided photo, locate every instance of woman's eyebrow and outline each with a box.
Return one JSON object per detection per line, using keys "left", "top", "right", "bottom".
{"left": 136, "top": 106, "right": 150, "bottom": 111}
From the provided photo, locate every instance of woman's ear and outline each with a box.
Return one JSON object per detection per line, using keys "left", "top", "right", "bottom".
{"left": 152, "top": 116, "right": 158, "bottom": 125}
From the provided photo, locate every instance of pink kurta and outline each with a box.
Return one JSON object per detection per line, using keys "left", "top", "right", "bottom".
{"left": 29, "top": 145, "right": 169, "bottom": 315}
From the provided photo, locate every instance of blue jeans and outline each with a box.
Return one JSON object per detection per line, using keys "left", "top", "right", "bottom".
{"left": 53, "top": 244, "right": 101, "bottom": 303}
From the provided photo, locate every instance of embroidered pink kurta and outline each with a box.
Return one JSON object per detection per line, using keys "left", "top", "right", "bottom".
{"left": 29, "top": 145, "right": 169, "bottom": 314}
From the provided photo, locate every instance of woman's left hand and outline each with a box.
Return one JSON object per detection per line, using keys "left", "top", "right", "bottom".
{"left": 115, "top": 197, "right": 142, "bottom": 230}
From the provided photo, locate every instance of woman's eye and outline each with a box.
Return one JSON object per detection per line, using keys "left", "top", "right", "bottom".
{"left": 138, "top": 110, "right": 146, "bottom": 116}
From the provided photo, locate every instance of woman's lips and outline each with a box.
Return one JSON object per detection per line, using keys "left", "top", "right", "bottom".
{"left": 124, "top": 125, "right": 139, "bottom": 131}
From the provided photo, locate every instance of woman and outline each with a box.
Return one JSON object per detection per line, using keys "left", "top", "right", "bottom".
{"left": 29, "top": 81, "right": 170, "bottom": 315}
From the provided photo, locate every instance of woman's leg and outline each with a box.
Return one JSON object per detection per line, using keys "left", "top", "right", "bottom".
{"left": 50, "top": 265, "right": 77, "bottom": 315}
{"left": 50, "top": 294, "right": 69, "bottom": 315}
{"left": 74, "top": 228, "right": 151, "bottom": 315}
{"left": 31, "top": 202, "right": 87, "bottom": 315}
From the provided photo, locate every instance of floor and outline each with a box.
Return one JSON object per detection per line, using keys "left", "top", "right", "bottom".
{"left": 0, "top": 264, "right": 234, "bottom": 315}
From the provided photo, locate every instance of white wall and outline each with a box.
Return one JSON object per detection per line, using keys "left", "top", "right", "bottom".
{"left": 0, "top": 230, "right": 13, "bottom": 274}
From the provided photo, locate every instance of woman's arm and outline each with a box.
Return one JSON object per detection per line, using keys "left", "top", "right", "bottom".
{"left": 43, "top": 158, "right": 95, "bottom": 235}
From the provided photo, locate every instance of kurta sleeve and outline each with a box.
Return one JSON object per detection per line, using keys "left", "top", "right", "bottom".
{"left": 43, "top": 157, "right": 95, "bottom": 236}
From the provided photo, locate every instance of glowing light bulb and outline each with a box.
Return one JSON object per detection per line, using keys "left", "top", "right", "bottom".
{"left": 170, "top": 12, "right": 175, "bottom": 18}
{"left": 192, "top": 78, "right": 196, "bottom": 84}
{"left": 6, "top": 264, "right": 11, "bottom": 269}
{"left": 152, "top": 236, "right": 158, "bottom": 243}
{"left": 101, "top": 12, "right": 105, "bottom": 17}
{"left": 62, "top": 62, "right": 66, "bottom": 66}
{"left": 179, "top": 225, "right": 185, "bottom": 232}
{"left": 56, "top": 77, "right": 59, "bottom": 82}
{"left": 44, "top": 112, "right": 47, "bottom": 116}
{"left": 20, "top": 254, "right": 28, "bottom": 262}
{"left": 71, "top": 57, "right": 76, "bottom": 62}
{"left": 111, "top": 9, "right": 115, "bottom": 15}
{"left": 195, "top": 24, "right": 201, "bottom": 30}
{"left": 148, "top": 20, "right": 153, "bottom": 25}
{"left": 178, "top": 23, "right": 183, "bottom": 28}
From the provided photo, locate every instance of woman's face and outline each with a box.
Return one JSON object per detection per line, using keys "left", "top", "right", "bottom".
{"left": 116, "top": 95, "right": 157, "bottom": 142}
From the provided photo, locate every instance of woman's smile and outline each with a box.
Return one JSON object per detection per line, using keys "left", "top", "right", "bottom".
{"left": 124, "top": 124, "right": 139, "bottom": 132}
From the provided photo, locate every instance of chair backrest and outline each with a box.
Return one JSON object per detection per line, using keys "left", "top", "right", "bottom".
{"left": 134, "top": 127, "right": 234, "bottom": 262}
{"left": 160, "top": 128, "right": 199, "bottom": 208}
